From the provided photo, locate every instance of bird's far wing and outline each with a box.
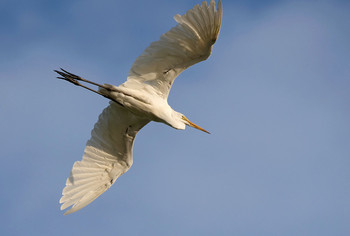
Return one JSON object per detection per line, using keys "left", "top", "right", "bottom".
{"left": 60, "top": 102, "right": 149, "bottom": 215}
{"left": 123, "top": 0, "right": 223, "bottom": 99}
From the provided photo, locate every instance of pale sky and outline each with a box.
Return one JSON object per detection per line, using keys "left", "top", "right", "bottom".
{"left": 1, "top": 0, "right": 349, "bottom": 235}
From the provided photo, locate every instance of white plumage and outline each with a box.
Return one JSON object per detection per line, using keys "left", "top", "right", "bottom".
{"left": 59, "top": 103, "right": 149, "bottom": 215}
{"left": 56, "top": 0, "right": 222, "bottom": 215}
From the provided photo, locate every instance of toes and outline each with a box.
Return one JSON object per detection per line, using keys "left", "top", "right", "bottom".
{"left": 59, "top": 68, "right": 81, "bottom": 79}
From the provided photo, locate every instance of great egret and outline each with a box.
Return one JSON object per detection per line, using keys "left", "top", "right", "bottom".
{"left": 55, "top": 0, "right": 222, "bottom": 215}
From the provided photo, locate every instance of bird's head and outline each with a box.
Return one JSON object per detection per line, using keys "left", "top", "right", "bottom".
{"left": 169, "top": 111, "right": 210, "bottom": 134}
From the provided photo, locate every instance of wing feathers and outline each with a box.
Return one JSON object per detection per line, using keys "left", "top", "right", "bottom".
{"left": 124, "top": 0, "right": 222, "bottom": 99}
{"left": 60, "top": 103, "right": 149, "bottom": 214}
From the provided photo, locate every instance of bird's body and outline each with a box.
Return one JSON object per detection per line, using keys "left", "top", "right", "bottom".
{"left": 99, "top": 85, "right": 187, "bottom": 129}
{"left": 100, "top": 85, "right": 173, "bottom": 126}
{"left": 56, "top": 0, "right": 222, "bottom": 215}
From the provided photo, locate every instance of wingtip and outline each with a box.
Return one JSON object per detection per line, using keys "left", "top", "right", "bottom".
{"left": 63, "top": 210, "right": 72, "bottom": 216}
{"left": 217, "top": 0, "right": 223, "bottom": 12}
{"left": 61, "top": 204, "right": 77, "bottom": 215}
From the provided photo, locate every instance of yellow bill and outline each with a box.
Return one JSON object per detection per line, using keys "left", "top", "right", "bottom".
{"left": 182, "top": 116, "right": 210, "bottom": 134}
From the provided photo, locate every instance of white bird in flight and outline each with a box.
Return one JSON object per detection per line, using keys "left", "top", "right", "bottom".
{"left": 55, "top": 0, "right": 222, "bottom": 215}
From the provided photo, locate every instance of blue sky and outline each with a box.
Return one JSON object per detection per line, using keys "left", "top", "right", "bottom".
{"left": 1, "top": 0, "right": 349, "bottom": 235}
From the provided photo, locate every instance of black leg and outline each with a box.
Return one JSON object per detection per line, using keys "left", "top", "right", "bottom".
{"left": 54, "top": 68, "right": 123, "bottom": 107}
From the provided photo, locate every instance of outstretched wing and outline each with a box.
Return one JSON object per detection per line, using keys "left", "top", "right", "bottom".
{"left": 60, "top": 102, "right": 149, "bottom": 215}
{"left": 122, "top": 0, "right": 223, "bottom": 99}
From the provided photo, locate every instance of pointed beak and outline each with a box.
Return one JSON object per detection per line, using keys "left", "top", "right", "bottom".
{"left": 182, "top": 116, "right": 210, "bottom": 134}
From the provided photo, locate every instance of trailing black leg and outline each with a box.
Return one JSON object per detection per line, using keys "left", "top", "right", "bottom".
{"left": 54, "top": 68, "right": 123, "bottom": 106}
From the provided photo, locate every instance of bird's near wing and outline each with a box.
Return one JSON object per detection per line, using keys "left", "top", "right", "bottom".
{"left": 123, "top": 0, "right": 223, "bottom": 99}
{"left": 60, "top": 102, "right": 149, "bottom": 215}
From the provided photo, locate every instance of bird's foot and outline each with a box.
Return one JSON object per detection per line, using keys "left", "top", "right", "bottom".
{"left": 54, "top": 68, "right": 124, "bottom": 107}
{"left": 55, "top": 68, "right": 106, "bottom": 88}
{"left": 54, "top": 68, "right": 82, "bottom": 86}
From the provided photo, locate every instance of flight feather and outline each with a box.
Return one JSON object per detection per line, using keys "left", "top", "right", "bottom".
{"left": 124, "top": 0, "right": 223, "bottom": 98}
{"left": 60, "top": 102, "right": 149, "bottom": 215}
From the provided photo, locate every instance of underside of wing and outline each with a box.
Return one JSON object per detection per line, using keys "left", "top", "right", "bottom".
{"left": 60, "top": 102, "right": 149, "bottom": 215}
{"left": 123, "top": 0, "right": 223, "bottom": 98}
